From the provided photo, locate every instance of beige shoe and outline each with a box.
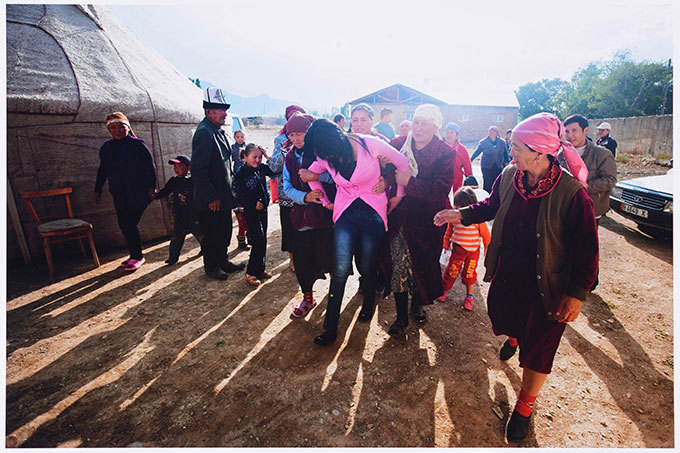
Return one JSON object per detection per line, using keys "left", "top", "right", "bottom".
{"left": 245, "top": 274, "right": 261, "bottom": 286}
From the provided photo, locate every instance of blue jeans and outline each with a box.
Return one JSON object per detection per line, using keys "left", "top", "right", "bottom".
{"left": 324, "top": 199, "right": 385, "bottom": 332}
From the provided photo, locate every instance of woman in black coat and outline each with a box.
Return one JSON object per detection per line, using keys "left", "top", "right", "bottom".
{"left": 94, "top": 112, "right": 156, "bottom": 270}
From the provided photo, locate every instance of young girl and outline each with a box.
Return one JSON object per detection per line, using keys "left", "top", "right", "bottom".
{"left": 233, "top": 143, "right": 276, "bottom": 286}
{"left": 231, "top": 130, "right": 249, "bottom": 249}
{"left": 438, "top": 187, "right": 490, "bottom": 310}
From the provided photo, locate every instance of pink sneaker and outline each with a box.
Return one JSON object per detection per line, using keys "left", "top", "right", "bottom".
{"left": 463, "top": 295, "right": 473, "bottom": 311}
{"left": 437, "top": 291, "right": 447, "bottom": 302}
{"left": 123, "top": 258, "right": 145, "bottom": 271}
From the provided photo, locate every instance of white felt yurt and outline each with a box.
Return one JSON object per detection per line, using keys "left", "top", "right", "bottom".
{"left": 7, "top": 4, "right": 205, "bottom": 263}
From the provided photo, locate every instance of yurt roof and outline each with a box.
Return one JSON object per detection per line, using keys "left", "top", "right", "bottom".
{"left": 6, "top": 4, "right": 203, "bottom": 123}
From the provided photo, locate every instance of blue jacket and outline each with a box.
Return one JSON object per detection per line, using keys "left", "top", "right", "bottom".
{"left": 470, "top": 136, "right": 508, "bottom": 170}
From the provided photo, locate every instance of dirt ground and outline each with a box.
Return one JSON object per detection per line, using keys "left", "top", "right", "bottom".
{"left": 4, "top": 133, "right": 675, "bottom": 448}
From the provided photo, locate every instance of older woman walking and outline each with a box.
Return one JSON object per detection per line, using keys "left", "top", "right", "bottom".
{"left": 94, "top": 112, "right": 156, "bottom": 270}
{"left": 381, "top": 104, "right": 456, "bottom": 335}
{"left": 434, "top": 112, "right": 598, "bottom": 442}
{"left": 303, "top": 119, "right": 410, "bottom": 346}
{"left": 470, "top": 125, "right": 509, "bottom": 193}
{"left": 269, "top": 105, "right": 306, "bottom": 271}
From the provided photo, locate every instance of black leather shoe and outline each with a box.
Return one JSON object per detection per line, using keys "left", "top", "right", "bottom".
{"left": 357, "top": 305, "right": 375, "bottom": 322}
{"left": 411, "top": 306, "right": 427, "bottom": 323}
{"left": 165, "top": 257, "right": 178, "bottom": 265}
{"left": 205, "top": 268, "right": 228, "bottom": 280}
{"left": 221, "top": 261, "right": 245, "bottom": 273}
{"left": 506, "top": 410, "right": 532, "bottom": 442}
{"left": 387, "top": 319, "right": 408, "bottom": 337}
{"left": 500, "top": 339, "right": 518, "bottom": 361}
{"left": 314, "top": 330, "right": 337, "bottom": 346}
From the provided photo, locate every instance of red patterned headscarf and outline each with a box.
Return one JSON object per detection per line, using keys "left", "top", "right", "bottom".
{"left": 512, "top": 112, "right": 588, "bottom": 186}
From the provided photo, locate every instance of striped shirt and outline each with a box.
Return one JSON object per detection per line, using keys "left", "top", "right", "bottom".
{"left": 443, "top": 220, "right": 491, "bottom": 252}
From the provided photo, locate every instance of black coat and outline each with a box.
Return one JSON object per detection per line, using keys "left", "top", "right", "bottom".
{"left": 191, "top": 117, "right": 237, "bottom": 211}
{"left": 94, "top": 135, "right": 156, "bottom": 211}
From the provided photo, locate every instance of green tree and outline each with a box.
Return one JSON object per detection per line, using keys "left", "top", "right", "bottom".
{"left": 188, "top": 77, "right": 201, "bottom": 88}
{"left": 516, "top": 51, "right": 672, "bottom": 120}
{"left": 515, "top": 78, "right": 568, "bottom": 120}
{"left": 340, "top": 102, "right": 350, "bottom": 118}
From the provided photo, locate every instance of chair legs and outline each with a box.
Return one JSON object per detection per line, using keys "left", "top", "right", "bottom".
{"left": 41, "top": 237, "right": 54, "bottom": 279}
{"left": 77, "top": 238, "right": 86, "bottom": 257}
{"left": 87, "top": 230, "right": 101, "bottom": 268}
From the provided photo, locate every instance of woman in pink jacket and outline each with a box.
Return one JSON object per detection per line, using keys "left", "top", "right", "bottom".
{"left": 301, "top": 119, "right": 409, "bottom": 346}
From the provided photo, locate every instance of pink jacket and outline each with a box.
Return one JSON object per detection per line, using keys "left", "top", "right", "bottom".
{"left": 308, "top": 134, "right": 409, "bottom": 231}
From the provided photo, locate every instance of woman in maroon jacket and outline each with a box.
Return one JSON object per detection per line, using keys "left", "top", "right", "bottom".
{"left": 434, "top": 112, "right": 597, "bottom": 442}
{"left": 380, "top": 104, "right": 456, "bottom": 335}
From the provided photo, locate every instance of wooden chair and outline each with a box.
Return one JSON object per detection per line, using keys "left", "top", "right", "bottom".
{"left": 20, "top": 188, "right": 100, "bottom": 278}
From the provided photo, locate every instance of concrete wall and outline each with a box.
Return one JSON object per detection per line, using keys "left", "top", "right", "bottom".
{"left": 589, "top": 115, "right": 672, "bottom": 157}
{"left": 357, "top": 103, "right": 519, "bottom": 143}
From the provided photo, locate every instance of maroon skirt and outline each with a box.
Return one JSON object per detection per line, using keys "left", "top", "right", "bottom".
{"left": 486, "top": 250, "right": 566, "bottom": 374}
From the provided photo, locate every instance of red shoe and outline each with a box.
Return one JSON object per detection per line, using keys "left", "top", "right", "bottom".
{"left": 463, "top": 295, "right": 473, "bottom": 310}
{"left": 437, "top": 291, "right": 447, "bottom": 302}
{"left": 292, "top": 292, "right": 316, "bottom": 318}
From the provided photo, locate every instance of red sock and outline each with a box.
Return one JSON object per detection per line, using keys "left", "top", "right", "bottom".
{"left": 508, "top": 337, "right": 518, "bottom": 347}
{"left": 514, "top": 389, "right": 537, "bottom": 417}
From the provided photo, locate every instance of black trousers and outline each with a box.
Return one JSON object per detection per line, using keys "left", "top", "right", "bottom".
{"left": 198, "top": 209, "right": 232, "bottom": 272}
{"left": 482, "top": 166, "right": 502, "bottom": 194}
{"left": 279, "top": 205, "right": 294, "bottom": 253}
{"left": 244, "top": 209, "right": 268, "bottom": 276}
{"left": 168, "top": 213, "right": 203, "bottom": 261}
{"left": 116, "top": 207, "right": 146, "bottom": 260}
{"left": 292, "top": 227, "right": 334, "bottom": 293}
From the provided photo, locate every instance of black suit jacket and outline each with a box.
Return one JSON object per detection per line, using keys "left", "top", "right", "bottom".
{"left": 191, "top": 117, "right": 237, "bottom": 211}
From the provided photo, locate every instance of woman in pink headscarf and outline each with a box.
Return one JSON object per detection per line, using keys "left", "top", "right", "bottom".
{"left": 433, "top": 112, "right": 597, "bottom": 442}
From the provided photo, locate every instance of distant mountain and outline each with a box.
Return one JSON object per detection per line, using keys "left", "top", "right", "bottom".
{"left": 195, "top": 79, "right": 295, "bottom": 117}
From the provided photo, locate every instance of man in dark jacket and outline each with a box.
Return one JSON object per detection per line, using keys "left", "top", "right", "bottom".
{"left": 191, "top": 87, "right": 245, "bottom": 280}
{"left": 470, "top": 126, "right": 509, "bottom": 193}
{"left": 596, "top": 122, "right": 618, "bottom": 157}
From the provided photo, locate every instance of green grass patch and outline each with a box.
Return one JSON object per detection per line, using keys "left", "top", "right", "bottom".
{"left": 655, "top": 328, "right": 672, "bottom": 342}
{"left": 612, "top": 288, "right": 623, "bottom": 295}
{"left": 662, "top": 356, "right": 673, "bottom": 368}
{"left": 603, "top": 299, "right": 617, "bottom": 309}
{"left": 616, "top": 155, "right": 630, "bottom": 163}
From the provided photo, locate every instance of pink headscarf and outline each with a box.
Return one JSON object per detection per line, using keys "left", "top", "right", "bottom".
{"left": 511, "top": 112, "right": 588, "bottom": 186}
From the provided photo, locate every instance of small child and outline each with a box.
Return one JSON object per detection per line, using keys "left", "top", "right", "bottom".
{"left": 233, "top": 143, "right": 276, "bottom": 286}
{"left": 154, "top": 155, "right": 203, "bottom": 265}
{"left": 231, "top": 130, "right": 250, "bottom": 249}
{"left": 438, "top": 187, "right": 490, "bottom": 310}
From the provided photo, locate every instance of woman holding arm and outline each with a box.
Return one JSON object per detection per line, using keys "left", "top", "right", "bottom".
{"left": 302, "top": 119, "right": 409, "bottom": 346}
{"left": 434, "top": 112, "right": 598, "bottom": 442}
{"left": 379, "top": 104, "right": 456, "bottom": 335}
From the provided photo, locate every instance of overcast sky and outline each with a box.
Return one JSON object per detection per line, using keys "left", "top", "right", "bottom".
{"left": 106, "top": 0, "right": 675, "bottom": 112}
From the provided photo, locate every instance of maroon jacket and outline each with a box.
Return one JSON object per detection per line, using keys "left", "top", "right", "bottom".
{"left": 284, "top": 148, "right": 335, "bottom": 231}
{"left": 379, "top": 135, "right": 456, "bottom": 304}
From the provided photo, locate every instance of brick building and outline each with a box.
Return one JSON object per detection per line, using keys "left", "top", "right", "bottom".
{"left": 349, "top": 83, "right": 519, "bottom": 143}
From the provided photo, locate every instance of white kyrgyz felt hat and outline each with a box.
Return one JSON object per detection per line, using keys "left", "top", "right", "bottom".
{"left": 597, "top": 122, "right": 612, "bottom": 130}
{"left": 203, "top": 87, "right": 230, "bottom": 110}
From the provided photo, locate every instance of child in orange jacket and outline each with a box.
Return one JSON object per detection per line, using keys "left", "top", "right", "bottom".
{"left": 438, "top": 186, "right": 490, "bottom": 310}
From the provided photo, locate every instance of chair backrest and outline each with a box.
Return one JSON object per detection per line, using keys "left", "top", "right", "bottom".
{"left": 20, "top": 188, "right": 74, "bottom": 226}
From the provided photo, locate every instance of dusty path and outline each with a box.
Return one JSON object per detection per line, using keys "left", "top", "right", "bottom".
{"left": 5, "top": 131, "right": 674, "bottom": 447}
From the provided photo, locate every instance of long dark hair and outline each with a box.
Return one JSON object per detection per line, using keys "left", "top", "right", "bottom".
{"left": 302, "top": 118, "right": 355, "bottom": 173}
